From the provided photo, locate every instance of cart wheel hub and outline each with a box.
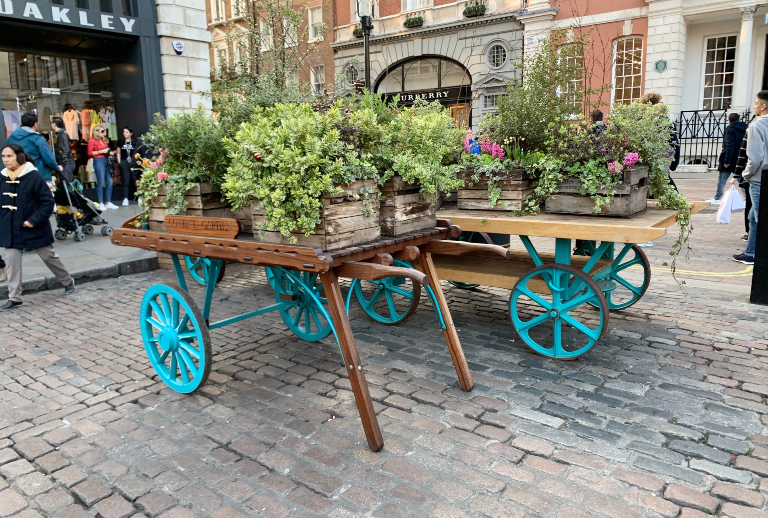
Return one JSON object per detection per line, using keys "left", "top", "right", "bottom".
{"left": 549, "top": 309, "right": 559, "bottom": 319}
{"left": 159, "top": 329, "right": 180, "bottom": 352}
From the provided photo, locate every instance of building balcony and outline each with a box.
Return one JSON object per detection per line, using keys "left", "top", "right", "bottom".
{"left": 334, "top": 0, "right": 525, "bottom": 44}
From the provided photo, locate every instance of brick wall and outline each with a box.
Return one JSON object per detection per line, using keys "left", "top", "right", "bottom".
{"left": 379, "top": 0, "right": 400, "bottom": 18}
{"left": 336, "top": 0, "right": 350, "bottom": 27}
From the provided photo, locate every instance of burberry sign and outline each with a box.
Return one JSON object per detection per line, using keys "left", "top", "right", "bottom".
{"left": 0, "top": 0, "right": 139, "bottom": 34}
{"left": 388, "top": 87, "right": 462, "bottom": 104}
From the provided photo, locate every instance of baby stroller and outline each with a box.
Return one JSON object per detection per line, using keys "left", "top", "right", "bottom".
{"left": 53, "top": 179, "right": 114, "bottom": 242}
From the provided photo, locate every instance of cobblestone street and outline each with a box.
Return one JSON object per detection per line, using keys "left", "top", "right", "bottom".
{"left": 2, "top": 177, "right": 768, "bottom": 518}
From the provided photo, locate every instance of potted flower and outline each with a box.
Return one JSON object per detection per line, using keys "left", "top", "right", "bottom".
{"left": 462, "top": 3, "right": 486, "bottom": 17}
{"left": 353, "top": 27, "right": 364, "bottom": 37}
{"left": 404, "top": 15, "right": 424, "bottom": 28}
{"left": 223, "top": 102, "right": 381, "bottom": 250}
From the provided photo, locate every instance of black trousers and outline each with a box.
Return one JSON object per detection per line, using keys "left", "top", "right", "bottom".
{"left": 118, "top": 161, "right": 138, "bottom": 199}
{"left": 745, "top": 185, "right": 752, "bottom": 233}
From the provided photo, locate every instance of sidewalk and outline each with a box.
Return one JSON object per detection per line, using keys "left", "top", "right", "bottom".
{"left": 0, "top": 202, "right": 157, "bottom": 300}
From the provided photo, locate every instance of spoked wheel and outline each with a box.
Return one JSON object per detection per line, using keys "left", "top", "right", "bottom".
{"left": 184, "top": 256, "right": 226, "bottom": 286}
{"left": 269, "top": 268, "right": 333, "bottom": 342}
{"left": 54, "top": 229, "right": 67, "bottom": 240}
{"left": 140, "top": 284, "right": 212, "bottom": 393}
{"left": 352, "top": 259, "right": 422, "bottom": 325}
{"left": 590, "top": 244, "right": 651, "bottom": 311}
{"left": 449, "top": 232, "right": 495, "bottom": 289}
{"left": 509, "top": 264, "right": 608, "bottom": 359}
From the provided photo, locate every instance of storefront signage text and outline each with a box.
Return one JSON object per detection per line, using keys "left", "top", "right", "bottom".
{"left": 386, "top": 87, "right": 463, "bottom": 105}
{"left": 0, "top": 0, "right": 139, "bottom": 34}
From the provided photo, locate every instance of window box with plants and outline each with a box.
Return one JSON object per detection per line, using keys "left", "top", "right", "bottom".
{"left": 353, "top": 27, "right": 364, "bottom": 37}
{"left": 462, "top": 3, "right": 486, "bottom": 17}
{"left": 404, "top": 15, "right": 423, "bottom": 28}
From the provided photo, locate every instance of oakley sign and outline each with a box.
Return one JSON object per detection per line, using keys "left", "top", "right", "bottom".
{"left": 0, "top": 0, "right": 139, "bottom": 34}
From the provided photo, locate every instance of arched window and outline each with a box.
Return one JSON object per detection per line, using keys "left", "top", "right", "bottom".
{"left": 344, "top": 63, "right": 360, "bottom": 85}
{"left": 613, "top": 36, "right": 643, "bottom": 105}
{"left": 375, "top": 57, "right": 471, "bottom": 94}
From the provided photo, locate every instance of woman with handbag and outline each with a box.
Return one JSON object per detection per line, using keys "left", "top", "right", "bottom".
{"left": 87, "top": 125, "right": 118, "bottom": 210}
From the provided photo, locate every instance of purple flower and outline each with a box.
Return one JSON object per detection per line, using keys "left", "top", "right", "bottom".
{"left": 481, "top": 138, "right": 492, "bottom": 154}
{"left": 601, "top": 147, "right": 607, "bottom": 152}
{"left": 623, "top": 152, "right": 639, "bottom": 167}
{"left": 490, "top": 143, "right": 505, "bottom": 160}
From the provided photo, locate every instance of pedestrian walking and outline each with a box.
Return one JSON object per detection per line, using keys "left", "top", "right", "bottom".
{"left": 88, "top": 125, "right": 118, "bottom": 211}
{"left": 1, "top": 144, "right": 76, "bottom": 312}
{"left": 590, "top": 109, "right": 606, "bottom": 137}
{"left": 734, "top": 126, "right": 752, "bottom": 241}
{"left": 6, "top": 112, "right": 63, "bottom": 184}
{"left": 51, "top": 117, "right": 76, "bottom": 184}
{"left": 116, "top": 127, "right": 139, "bottom": 206}
{"left": 709, "top": 113, "right": 747, "bottom": 203}
{"left": 732, "top": 91, "right": 767, "bottom": 265}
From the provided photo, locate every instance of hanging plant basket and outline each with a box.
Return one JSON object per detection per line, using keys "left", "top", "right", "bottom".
{"left": 545, "top": 166, "right": 650, "bottom": 217}
{"left": 404, "top": 16, "right": 424, "bottom": 28}
{"left": 462, "top": 4, "right": 486, "bottom": 17}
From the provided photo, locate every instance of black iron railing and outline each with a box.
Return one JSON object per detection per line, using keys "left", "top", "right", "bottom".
{"left": 675, "top": 109, "right": 754, "bottom": 167}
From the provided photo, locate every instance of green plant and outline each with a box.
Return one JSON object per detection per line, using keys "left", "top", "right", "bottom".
{"left": 223, "top": 103, "right": 378, "bottom": 240}
{"left": 135, "top": 106, "right": 228, "bottom": 216}
{"left": 463, "top": 3, "right": 486, "bottom": 16}
{"left": 353, "top": 27, "right": 364, "bottom": 37}
{"left": 404, "top": 16, "right": 424, "bottom": 28}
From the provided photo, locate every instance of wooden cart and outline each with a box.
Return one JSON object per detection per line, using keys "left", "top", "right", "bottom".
{"left": 110, "top": 216, "right": 509, "bottom": 451}
{"left": 395, "top": 202, "right": 705, "bottom": 360}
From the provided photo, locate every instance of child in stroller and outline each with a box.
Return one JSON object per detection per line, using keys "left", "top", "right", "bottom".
{"left": 53, "top": 179, "right": 114, "bottom": 241}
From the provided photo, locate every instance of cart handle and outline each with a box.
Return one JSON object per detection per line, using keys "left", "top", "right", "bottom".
{"left": 334, "top": 261, "right": 429, "bottom": 286}
{"left": 420, "top": 240, "right": 511, "bottom": 259}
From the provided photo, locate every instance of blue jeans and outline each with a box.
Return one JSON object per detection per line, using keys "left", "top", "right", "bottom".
{"left": 714, "top": 171, "right": 731, "bottom": 200}
{"left": 93, "top": 157, "right": 112, "bottom": 204}
{"left": 746, "top": 183, "right": 761, "bottom": 256}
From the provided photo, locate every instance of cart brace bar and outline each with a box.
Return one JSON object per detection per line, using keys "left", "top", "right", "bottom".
{"left": 420, "top": 240, "right": 511, "bottom": 259}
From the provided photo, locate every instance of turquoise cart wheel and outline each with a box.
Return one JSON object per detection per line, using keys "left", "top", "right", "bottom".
{"left": 270, "top": 268, "right": 333, "bottom": 342}
{"left": 352, "top": 259, "right": 422, "bottom": 325}
{"left": 592, "top": 244, "right": 651, "bottom": 311}
{"left": 449, "top": 232, "right": 494, "bottom": 289}
{"left": 509, "top": 264, "right": 608, "bottom": 359}
{"left": 184, "top": 256, "right": 227, "bottom": 286}
{"left": 140, "top": 284, "right": 212, "bottom": 393}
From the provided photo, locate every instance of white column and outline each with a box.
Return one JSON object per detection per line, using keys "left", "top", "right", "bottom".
{"left": 732, "top": 5, "right": 757, "bottom": 112}
{"left": 645, "top": 0, "right": 686, "bottom": 116}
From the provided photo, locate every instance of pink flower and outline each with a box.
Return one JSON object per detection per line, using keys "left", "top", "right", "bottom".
{"left": 151, "top": 162, "right": 159, "bottom": 169}
{"left": 157, "top": 172, "right": 168, "bottom": 180}
{"left": 607, "top": 161, "right": 620, "bottom": 174}
{"left": 623, "top": 152, "right": 639, "bottom": 167}
{"left": 480, "top": 138, "right": 492, "bottom": 154}
{"left": 601, "top": 147, "right": 607, "bottom": 152}
{"left": 156, "top": 155, "right": 164, "bottom": 165}
{"left": 490, "top": 143, "right": 505, "bottom": 160}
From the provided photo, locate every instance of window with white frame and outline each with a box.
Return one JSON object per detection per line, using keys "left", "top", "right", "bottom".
{"left": 236, "top": 44, "right": 247, "bottom": 73}
{"left": 703, "top": 35, "right": 736, "bottom": 110}
{"left": 558, "top": 43, "right": 584, "bottom": 110}
{"left": 308, "top": 6, "right": 323, "bottom": 41}
{"left": 612, "top": 36, "right": 643, "bottom": 105}
{"left": 288, "top": 68, "right": 299, "bottom": 84}
{"left": 232, "top": 0, "right": 244, "bottom": 17}
{"left": 260, "top": 18, "right": 272, "bottom": 52}
{"left": 215, "top": 47, "right": 227, "bottom": 72}
{"left": 311, "top": 65, "right": 325, "bottom": 93}
{"left": 405, "top": 0, "right": 425, "bottom": 11}
{"left": 487, "top": 44, "right": 507, "bottom": 69}
{"left": 211, "top": 0, "right": 225, "bottom": 21}
{"left": 283, "top": 17, "right": 298, "bottom": 47}
{"left": 483, "top": 93, "right": 505, "bottom": 110}
{"left": 344, "top": 63, "right": 359, "bottom": 85}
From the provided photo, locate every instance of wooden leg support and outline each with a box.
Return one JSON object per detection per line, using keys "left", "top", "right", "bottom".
{"left": 320, "top": 270, "right": 384, "bottom": 452}
{"left": 419, "top": 252, "right": 474, "bottom": 392}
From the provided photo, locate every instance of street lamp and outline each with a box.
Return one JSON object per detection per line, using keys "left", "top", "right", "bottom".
{"left": 356, "top": 0, "right": 374, "bottom": 89}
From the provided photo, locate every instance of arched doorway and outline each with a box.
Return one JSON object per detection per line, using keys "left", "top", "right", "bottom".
{"left": 373, "top": 56, "right": 472, "bottom": 127}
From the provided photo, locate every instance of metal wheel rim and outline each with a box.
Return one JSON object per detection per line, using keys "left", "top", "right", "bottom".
{"left": 140, "top": 284, "right": 212, "bottom": 393}
{"left": 509, "top": 264, "right": 608, "bottom": 359}
{"left": 591, "top": 244, "right": 651, "bottom": 311}
{"left": 271, "top": 268, "right": 333, "bottom": 341}
{"left": 353, "top": 259, "right": 422, "bottom": 324}
{"left": 184, "top": 256, "right": 226, "bottom": 286}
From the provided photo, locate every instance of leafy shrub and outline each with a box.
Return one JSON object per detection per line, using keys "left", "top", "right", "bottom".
{"left": 404, "top": 16, "right": 424, "bottom": 28}
{"left": 463, "top": 4, "right": 486, "bottom": 16}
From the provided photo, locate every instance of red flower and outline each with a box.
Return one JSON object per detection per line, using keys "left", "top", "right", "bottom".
{"left": 253, "top": 153, "right": 261, "bottom": 161}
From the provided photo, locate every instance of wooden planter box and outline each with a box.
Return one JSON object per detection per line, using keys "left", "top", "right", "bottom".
{"left": 252, "top": 179, "right": 380, "bottom": 251}
{"left": 380, "top": 175, "right": 436, "bottom": 236}
{"left": 457, "top": 168, "right": 534, "bottom": 211}
{"left": 544, "top": 166, "right": 649, "bottom": 217}
{"left": 149, "top": 182, "right": 233, "bottom": 232}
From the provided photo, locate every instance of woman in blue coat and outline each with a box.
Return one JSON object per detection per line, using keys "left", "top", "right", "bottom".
{"left": 0, "top": 144, "right": 76, "bottom": 311}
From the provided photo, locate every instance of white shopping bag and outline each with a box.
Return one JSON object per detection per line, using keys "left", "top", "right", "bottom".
{"left": 716, "top": 185, "right": 744, "bottom": 224}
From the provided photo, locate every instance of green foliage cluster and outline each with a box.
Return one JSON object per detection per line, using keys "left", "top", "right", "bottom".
{"left": 462, "top": 3, "right": 486, "bottom": 16}
{"left": 135, "top": 106, "right": 228, "bottom": 216}
{"left": 404, "top": 16, "right": 424, "bottom": 28}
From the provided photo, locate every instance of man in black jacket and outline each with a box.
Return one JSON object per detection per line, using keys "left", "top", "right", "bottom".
{"left": 710, "top": 113, "right": 748, "bottom": 203}
{"left": 734, "top": 125, "right": 752, "bottom": 240}
{"left": 51, "top": 117, "right": 75, "bottom": 183}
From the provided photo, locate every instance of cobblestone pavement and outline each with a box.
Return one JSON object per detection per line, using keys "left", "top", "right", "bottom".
{"left": 2, "top": 176, "right": 768, "bottom": 518}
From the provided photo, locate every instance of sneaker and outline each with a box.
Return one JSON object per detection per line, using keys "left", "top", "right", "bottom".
{"left": 105, "top": 202, "right": 119, "bottom": 210}
{"left": 122, "top": 198, "right": 129, "bottom": 206}
{"left": 742, "top": 234, "right": 749, "bottom": 241}
{"left": 0, "top": 300, "right": 22, "bottom": 311}
{"left": 637, "top": 241, "right": 654, "bottom": 248}
{"left": 64, "top": 279, "right": 76, "bottom": 296}
{"left": 97, "top": 203, "right": 107, "bottom": 211}
{"left": 733, "top": 253, "right": 755, "bottom": 265}
{"left": 705, "top": 197, "right": 721, "bottom": 204}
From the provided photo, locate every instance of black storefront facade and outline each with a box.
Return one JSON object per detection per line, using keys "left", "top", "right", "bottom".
{"left": 0, "top": 0, "right": 164, "bottom": 159}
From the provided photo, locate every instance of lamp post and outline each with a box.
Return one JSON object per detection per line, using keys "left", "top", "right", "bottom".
{"left": 356, "top": 0, "right": 374, "bottom": 89}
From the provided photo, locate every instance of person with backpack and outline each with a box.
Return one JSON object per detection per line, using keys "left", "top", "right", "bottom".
{"left": 6, "top": 112, "right": 62, "bottom": 183}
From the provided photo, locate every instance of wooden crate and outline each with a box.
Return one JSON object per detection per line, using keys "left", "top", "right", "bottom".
{"left": 545, "top": 166, "right": 649, "bottom": 217}
{"left": 252, "top": 179, "right": 381, "bottom": 251}
{"left": 149, "top": 182, "right": 233, "bottom": 232}
{"left": 457, "top": 168, "right": 534, "bottom": 211}
{"left": 380, "top": 175, "right": 436, "bottom": 236}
